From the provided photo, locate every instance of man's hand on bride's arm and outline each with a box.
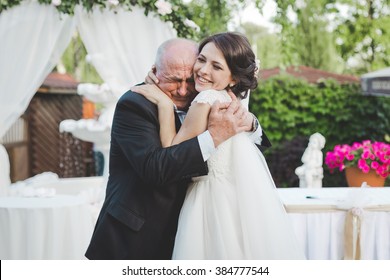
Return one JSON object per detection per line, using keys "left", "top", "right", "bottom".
{"left": 208, "top": 98, "right": 252, "bottom": 147}
{"left": 226, "top": 90, "right": 256, "bottom": 132}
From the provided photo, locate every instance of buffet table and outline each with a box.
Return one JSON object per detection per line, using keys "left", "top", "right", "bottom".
{"left": 277, "top": 187, "right": 390, "bottom": 260}
{"left": 0, "top": 194, "right": 96, "bottom": 260}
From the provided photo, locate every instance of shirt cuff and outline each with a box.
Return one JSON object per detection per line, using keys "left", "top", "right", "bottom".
{"left": 197, "top": 130, "right": 216, "bottom": 161}
{"left": 248, "top": 119, "right": 263, "bottom": 145}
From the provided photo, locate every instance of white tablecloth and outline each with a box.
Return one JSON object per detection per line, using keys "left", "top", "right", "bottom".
{"left": 0, "top": 195, "right": 96, "bottom": 260}
{"left": 277, "top": 187, "right": 390, "bottom": 260}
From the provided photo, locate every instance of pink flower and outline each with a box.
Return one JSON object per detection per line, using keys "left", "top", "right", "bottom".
{"left": 362, "top": 150, "right": 371, "bottom": 159}
{"left": 362, "top": 140, "right": 371, "bottom": 146}
{"left": 325, "top": 140, "right": 389, "bottom": 178}
{"left": 371, "top": 161, "right": 379, "bottom": 169}
{"left": 346, "top": 153, "right": 354, "bottom": 160}
{"left": 352, "top": 142, "right": 363, "bottom": 149}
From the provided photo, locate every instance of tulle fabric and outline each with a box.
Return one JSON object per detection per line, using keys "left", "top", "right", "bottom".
{"left": 172, "top": 89, "right": 305, "bottom": 259}
{"left": 172, "top": 133, "right": 306, "bottom": 259}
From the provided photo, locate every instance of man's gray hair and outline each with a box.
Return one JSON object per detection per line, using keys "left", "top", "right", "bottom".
{"left": 154, "top": 38, "right": 198, "bottom": 69}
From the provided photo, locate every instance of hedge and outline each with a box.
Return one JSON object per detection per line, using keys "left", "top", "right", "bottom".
{"left": 250, "top": 75, "right": 390, "bottom": 187}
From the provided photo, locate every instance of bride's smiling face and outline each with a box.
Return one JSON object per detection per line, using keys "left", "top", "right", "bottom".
{"left": 193, "top": 42, "right": 234, "bottom": 92}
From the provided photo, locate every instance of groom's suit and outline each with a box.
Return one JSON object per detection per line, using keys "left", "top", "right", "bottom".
{"left": 85, "top": 89, "right": 208, "bottom": 260}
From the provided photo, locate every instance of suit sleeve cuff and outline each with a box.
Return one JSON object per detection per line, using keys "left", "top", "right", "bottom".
{"left": 197, "top": 131, "right": 216, "bottom": 161}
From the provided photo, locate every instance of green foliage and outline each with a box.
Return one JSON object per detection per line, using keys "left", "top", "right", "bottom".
{"left": 187, "top": 0, "right": 266, "bottom": 37}
{"left": 263, "top": 135, "right": 309, "bottom": 188}
{"left": 250, "top": 75, "right": 390, "bottom": 187}
{"left": 272, "top": 0, "right": 390, "bottom": 74}
{"left": 273, "top": 0, "right": 343, "bottom": 72}
{"left": 241, "top": 22, "right": 283, "bottom": 69}
{"left": 186, "top": 0, "right": 231, "bottom": 38}
{"left": 294, "top": 5, "right": 342, "bottom": 72}
{"left": 59, "top": 33, "right": 103, "bottom": 84}
{"left": 0, "top": 0, "right": 199, "bottom": 38}
{"left": 334, "top": 0, "right": 390, "bottom": 73}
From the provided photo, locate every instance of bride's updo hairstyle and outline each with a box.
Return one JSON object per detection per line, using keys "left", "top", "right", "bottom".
{"left": 198, "top": 32, "right": 258, "bottom": 99}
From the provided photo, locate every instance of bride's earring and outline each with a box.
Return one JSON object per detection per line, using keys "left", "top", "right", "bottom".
{"left": 229, "top": 83, "right": 235, "bottom": 87}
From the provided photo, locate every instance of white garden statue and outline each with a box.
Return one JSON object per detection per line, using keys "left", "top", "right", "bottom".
{"left": 295, "top": 132, "right": 326, "bottom": 188}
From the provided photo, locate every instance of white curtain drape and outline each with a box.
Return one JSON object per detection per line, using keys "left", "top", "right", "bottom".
{"left": 0, "top": 0, "right": 76, "bottom": 139}
{"left": 0, "top": 1, "right": 177, "bottom": 187}
{"left": 0, "top": 145, "right": 10, "bottom": 195}
{"left": 75, "top": 5, "right": 176, "bottom": 98}
{"left": 0, "top": 0, "right": 75, "bottom": 189}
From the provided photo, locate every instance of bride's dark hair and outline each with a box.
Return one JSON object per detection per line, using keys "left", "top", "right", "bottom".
{"left": 198, "top": 32, "right": 258, "bottom": 99}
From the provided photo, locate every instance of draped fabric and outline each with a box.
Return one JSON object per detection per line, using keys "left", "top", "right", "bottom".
{"left": 75, "top": 5, "right": 176, "bottom": 98}
{"left": 0, "top": 0, "right": 75, "bottom": 139}
{"left": 0, "top": 0, "right": 75, "bottom": 190}
{"left": 0, "top": 1, "right": 177, "bottom": 187}
{"left": 0, "top": 145, "right": 10, "bottom": 195}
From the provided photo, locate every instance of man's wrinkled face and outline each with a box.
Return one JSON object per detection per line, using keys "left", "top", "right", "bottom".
{"left": 155, "top": 42, "right": 199, "bottom": 111}
{"left": 156, "top": 65, "right": 197, "bottom": 111}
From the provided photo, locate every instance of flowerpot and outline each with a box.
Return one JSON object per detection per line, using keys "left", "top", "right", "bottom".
{"left": 345, "top": 167, "right": 385, "bottom": 187}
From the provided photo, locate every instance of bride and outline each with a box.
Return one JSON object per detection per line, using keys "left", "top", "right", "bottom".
{"left": 132, "top": 32, "right": 305, "bottom": 260}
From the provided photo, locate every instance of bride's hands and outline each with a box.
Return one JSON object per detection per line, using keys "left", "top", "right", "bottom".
{"left": 131, "top": 84, "right": 173, "bottom": 107}
{"left": 144, "top": 66, "right": 159, "bottom": 85}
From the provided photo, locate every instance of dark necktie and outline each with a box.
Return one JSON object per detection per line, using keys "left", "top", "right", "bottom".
{"left": 174, "top": 109, "right": 187, "bottom": 131}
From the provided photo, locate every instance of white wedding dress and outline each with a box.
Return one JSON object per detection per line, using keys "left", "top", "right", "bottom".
{"left": 172, "top": 90, "right": 305, "bottom": 260}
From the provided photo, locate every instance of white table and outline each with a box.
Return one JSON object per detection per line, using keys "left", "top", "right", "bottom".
{"left": 0, "top": 195, "right": 96, "bottom": 260}
{"left": 277, "top": 187, "right": 390, "bottom": 260}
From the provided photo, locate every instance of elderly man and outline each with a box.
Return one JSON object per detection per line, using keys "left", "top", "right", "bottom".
{"left": 85, "top": 38, "right": 269, "bottom": 260}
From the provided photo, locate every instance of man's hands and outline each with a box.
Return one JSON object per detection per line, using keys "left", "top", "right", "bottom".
{"left": 208, "top": 92, "right": 254, "bottom": 147}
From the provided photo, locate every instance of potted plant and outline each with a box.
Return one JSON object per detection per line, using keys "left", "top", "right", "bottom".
{"left": 325, "top": 140, "right": 389, "bottom": 187}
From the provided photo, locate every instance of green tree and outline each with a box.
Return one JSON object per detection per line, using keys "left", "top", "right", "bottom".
{"left": 273, "top": 0, "right": 390, "bottom": 74}
{"left": 188, "top": 0, "right": 266, "bottom": 37}
{"left": 294, "top": 4, "right": 343, "bottom": 72}
{"left": 273, "top": 0, "right": 343, "bottom": 72}
{"left": 240, "top": 22, "right": 283, "bottom": 69}
{"left": 334, "top": 0, "right": 390, "bottom": 73}
{"left": 56, "top": 32, "right": 103, "bottom": 84}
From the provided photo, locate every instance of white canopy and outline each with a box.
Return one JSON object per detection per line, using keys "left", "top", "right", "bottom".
{"left": 0, "top": 0, "right": 176, "bottom": 189}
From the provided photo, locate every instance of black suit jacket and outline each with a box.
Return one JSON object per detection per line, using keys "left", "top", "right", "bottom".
{"left": 85, "top": 90, "right": 209, "bottom": 260}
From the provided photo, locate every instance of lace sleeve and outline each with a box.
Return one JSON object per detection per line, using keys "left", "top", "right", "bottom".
{"left": 191, "top": 89, "right": 231, "bottom": 106}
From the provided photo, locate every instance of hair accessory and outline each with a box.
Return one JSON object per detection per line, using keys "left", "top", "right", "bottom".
{"left": 254, "top": 59, "right": 260, "bottom": 78}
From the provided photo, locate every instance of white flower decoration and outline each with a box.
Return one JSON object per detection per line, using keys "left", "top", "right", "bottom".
{"left": 107, "top": 0, "right": 119, "bottom": 6}
{"left": 51, "top": 0, "right": 62, "bottom": 6}
{"left": 155, "top": 0, "right": 173, "bottom": 16}
{"left": 184, "top": 19, "right": 200, "bottom": 32}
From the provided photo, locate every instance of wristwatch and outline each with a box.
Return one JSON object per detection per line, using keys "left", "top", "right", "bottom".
{"left": 251, "top": 114, "right": 259, "bottom": 132}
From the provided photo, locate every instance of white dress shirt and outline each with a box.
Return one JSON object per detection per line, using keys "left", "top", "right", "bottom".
{"left": 176, "top": 109, "right": 263, "bottom": 162}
